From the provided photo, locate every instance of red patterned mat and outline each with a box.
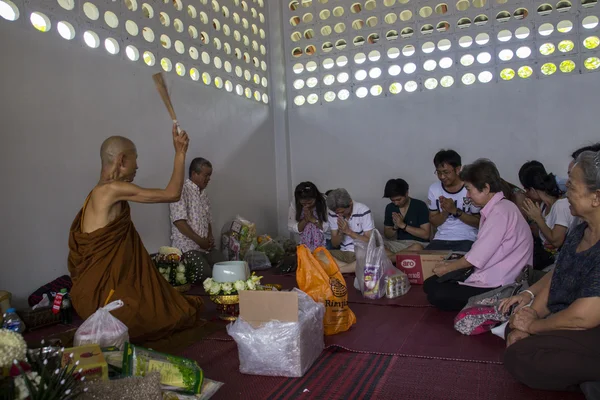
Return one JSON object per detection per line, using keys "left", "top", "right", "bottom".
{"left": 203, "top": 303, "right": 505, "bottom": 363}
{"left": 179, "top": 340, "right": 583, "bottom": 400}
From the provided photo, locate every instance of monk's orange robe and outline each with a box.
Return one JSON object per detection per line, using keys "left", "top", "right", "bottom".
{"left": 68, "top": 199, "right": 203, "bottom": 342}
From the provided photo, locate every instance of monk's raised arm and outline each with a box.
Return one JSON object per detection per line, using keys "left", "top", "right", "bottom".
{"left": 109, "top": 126, "right": 189, "bottom": 204}
{"left": 109, "top": 181, "right": 182, "bottom": 203}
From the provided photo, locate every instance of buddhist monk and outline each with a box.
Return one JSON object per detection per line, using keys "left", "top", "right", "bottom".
{"left": 68, "top": 123, "right": 203, "bottom": 342}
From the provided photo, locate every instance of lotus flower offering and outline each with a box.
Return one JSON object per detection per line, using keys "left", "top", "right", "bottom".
{"left": 203, "top": 273, "right": 263, "bottom": 321}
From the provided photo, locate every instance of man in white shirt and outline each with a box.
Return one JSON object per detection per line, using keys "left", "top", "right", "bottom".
{"left": 426, "top": 150, "right": 481, "bottom": 252}
{"left": 169, "top": 158, "right": 225, "bottom": 266}
{"left": 327, "top": 188, "right": 374, "bottom": 272}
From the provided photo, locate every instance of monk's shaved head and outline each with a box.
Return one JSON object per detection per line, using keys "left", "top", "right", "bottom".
{"left": 100, "top": 136, "right": 136, "bottom": 167}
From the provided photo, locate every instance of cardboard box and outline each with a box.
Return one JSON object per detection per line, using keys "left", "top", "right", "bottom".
{"left": 229, "top": 290, "right": 324, "bottom": 377}
{"left": 396, "top": 251, "right": 452, "bottom": 284}
{"left": 61, "top": 344, "right": 108, "bottom": 381}
{"left": 239, "top": 290, "right": 299, "bottom": 328}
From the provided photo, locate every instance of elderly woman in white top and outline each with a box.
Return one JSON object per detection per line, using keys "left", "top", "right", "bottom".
{"left": 288, "top": 182, "right": 329, "bottom": 252}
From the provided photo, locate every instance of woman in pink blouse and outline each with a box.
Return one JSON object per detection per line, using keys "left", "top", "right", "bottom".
{"left": 424, "top": 159, "right": 534, "bottom": 311}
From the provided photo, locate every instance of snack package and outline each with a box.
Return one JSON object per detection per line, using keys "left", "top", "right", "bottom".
{"left": 101, "top": 346, "right": 124, "bottom": 378}
{"left": 385, "top": 272, "right": 411, "bottom": 299}
{"left": 74, "top": 300, "right": 129, "bottom": 350}
{"left": 62, "top": 344, "right": 109, "bottom": 381}
{"left": 221, "top": 216, "right": 257, "bottom": 261}
{"left": 122, "top": 343, "right": 204, "bottom": 394}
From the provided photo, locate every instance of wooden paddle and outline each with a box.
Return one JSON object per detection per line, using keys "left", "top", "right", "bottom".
{"left": 152, "top": 72, "right": 182, "bottom": 134}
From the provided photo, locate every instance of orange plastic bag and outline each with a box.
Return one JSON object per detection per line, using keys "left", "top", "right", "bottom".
{"left": 296, "top": 245, "right": 356, "bottom": 335}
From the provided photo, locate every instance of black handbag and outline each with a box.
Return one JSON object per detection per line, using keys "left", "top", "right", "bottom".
{"left": 437, "top": 267, "right": 474, "bottom": 283}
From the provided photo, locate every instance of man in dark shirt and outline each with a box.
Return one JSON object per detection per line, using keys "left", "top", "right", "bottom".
{"left": 383, "top": 179, "right": 431, "bottom": 254}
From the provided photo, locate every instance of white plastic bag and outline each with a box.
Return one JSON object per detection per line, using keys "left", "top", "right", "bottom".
{"left": 244, "top": 251, "right": 272, "bottom": 271}
{"left": 226, "top": 289, "right": 325, "bottom": 377}
{"left": 74, "top": 300, "right": 129, "bottom": 350}
{"left": 355, "top": 230, "right": 398, "bottom": 299}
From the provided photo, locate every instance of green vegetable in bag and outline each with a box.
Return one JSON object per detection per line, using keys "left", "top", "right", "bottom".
{"left": 122, "top": 343, "right": 203, "bottom": 394}
{"left": 256, "top": 239, "right": 285, "bottom": 265}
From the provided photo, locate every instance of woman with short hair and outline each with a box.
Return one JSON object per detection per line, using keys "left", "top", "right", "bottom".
{"left": 424, "top": 159, "right": 534, "bottom": 311}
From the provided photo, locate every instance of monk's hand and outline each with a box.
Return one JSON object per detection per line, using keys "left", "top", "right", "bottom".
{"left": 172, "top": 123, "right": 189, "bottom": 154}
{"left": 509, "top": 307, "right": 538, "bottom": 333}
{"left": 208, "top": 235, "right": 215, "bottom": 249}
{"left": 506, "top": 329, "right": 530, "bottom": 348}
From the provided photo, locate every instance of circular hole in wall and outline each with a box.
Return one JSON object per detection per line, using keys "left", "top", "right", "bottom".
{"left": 83, "top": 30, "right": 100, "bottom": 47}
{"left": 83, "top": 2, "right": 99, "bottom": 20}
{"left": 125, "top": 45, "right": 139, "bottom": 60}
{"left": 126, "top": 20, "right": 138, "bottom": 36}
{"left": 104, "top": 38, "right": 120, "bottom": 54}
{"left": 143, "top": 51, "right": 155, "bottom": 66}
{"left": 57, "top": 21, "right": 75, "bottom": 39}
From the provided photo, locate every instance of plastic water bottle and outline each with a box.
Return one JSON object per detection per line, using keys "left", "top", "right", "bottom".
{"left": 2, "top": 308, "right": 25, "bottom": 333}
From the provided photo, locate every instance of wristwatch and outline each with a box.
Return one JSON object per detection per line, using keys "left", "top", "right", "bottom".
{"left": 453, "top": 209, "right": 463, "bottom": 218}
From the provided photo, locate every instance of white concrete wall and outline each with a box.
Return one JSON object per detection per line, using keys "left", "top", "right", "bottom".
{"left": 287, "top": 74, "right": 600, "bottom": 230}
{"left": 0, "top": 21, "right": 278, "bottom": 305}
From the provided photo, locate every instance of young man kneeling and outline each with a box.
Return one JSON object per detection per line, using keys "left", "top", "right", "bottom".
{"left": 383, "top": 178, "right": 430, "bottom": 257}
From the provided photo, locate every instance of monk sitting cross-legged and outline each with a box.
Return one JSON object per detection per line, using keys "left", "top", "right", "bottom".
{"left": 68, "top": 123, "right": 203, "bottom": 342}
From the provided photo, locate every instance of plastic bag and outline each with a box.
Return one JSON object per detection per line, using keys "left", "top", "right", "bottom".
{"left": 122, "top": 342, "right": 203, "bottom": 394}
{"left": 227, "top": 288, "right": 324, "bottom": 377}
{"left": 296, "top": 245, "right": 356, "bottom": 335}
{"left": 256, "top": 238, "right": 285, "bottom": 265}
{"left": 220, "top": 216, "right": 257, "bottom": 261}
{"left": 275, "top": 237, "right": 298, "bottom": 256}
{"left": 74, "top": 300, "right": 129, "bottom": 350}
{"left": 244, "top": 251, "right": 272, "bottom": 271}
{"left": 355, "top": 230, "right": 399, "bottom": 299}
{"left": 163, "top": 378, "right": 224, "bottom": 400}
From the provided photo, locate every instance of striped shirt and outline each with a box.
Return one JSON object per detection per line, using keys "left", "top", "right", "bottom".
{"left": 328, "top": 202, "right": 374, "bottom": 252}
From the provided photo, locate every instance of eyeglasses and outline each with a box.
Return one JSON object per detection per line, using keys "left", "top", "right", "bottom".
{"left": 434, "top": 170, "right": 453, "bottom": 178}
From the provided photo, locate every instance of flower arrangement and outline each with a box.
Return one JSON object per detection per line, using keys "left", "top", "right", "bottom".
{"left": 0, "top": 329, "right": 27, "bottom": 370}
{"left": 0, "top": 332, "right": 86, "bottom": 400}
{"left": 154, "top": 247, "right": 188, "bottom": 286}
{"left": 158, "top": 246, "right": 182, "bottom": 263}
{"left": 203, "top": 273, "right": 262, "bottom": 296}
